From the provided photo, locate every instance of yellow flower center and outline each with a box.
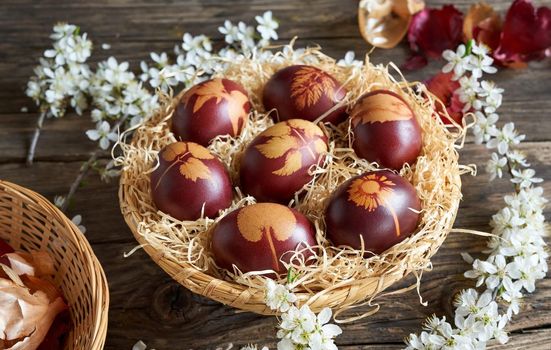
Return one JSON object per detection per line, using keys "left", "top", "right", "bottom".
{"left": 360, "top": 180, "right": 380, "bottom": 194}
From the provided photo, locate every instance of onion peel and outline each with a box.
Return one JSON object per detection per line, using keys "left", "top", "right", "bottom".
{"left": 358, "top": 0, "right": 425, "bottom": 49}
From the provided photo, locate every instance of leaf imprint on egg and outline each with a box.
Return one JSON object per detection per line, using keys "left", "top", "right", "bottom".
{"left": 237, "top": 204, "right": 297, "bottom": 269}
{"left": 290, "top": 66, "right": 336, "bottom": 110}
{"left": 254, "top": 119, "right": 327, "bottom": 176}
{"left": 160, "top": 142, "right": 214, "bottom": 182}
{"left": 351, "top": 92, "right": 413, "bottom": 127}
{"left": 182, "top": 79, "right": 248, "bottom": 134}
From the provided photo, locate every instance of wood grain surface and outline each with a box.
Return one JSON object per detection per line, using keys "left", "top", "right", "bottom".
{"left": 0, "top": 0, "right": 550, "bottom": 349}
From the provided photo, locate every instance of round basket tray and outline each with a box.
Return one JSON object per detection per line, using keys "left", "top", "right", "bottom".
{"left": 0, "top": 180, "right": 109, "bottom": 349}
{"left": 118, "top": 48, "right": 463, "bottom": 315}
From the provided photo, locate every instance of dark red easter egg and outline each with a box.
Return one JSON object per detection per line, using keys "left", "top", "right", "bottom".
{"left": 325, "top": 170, "right": 421, "bottom": 255}
{"left": 263, "top": 65, "right": 348, "bottom": 125}
{"left": 172, "top": 78, "right": 251, "bottom": 146}
{"left": 150, "top": 141, "right": 232, "bottom": 221}
{"left": 239, "top": 119, "right": 328, "bottom": 203}
{"left": 211, "top": 203, "right": 316, "bottom": 274}
{"left": 351, "top": 90, "right": 422, "bottom": 170}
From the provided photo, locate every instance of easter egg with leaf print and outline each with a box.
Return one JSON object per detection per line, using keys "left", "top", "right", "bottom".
{"left": 150, "top": 141, "right": 232, "bottom": 221}
{"left": 325, "top": 170, "right": 421, "bottom": 255}
{"left": 239, "top": 119, "right": 328, "bottom": 203}
{"left": 172, "top": 78, "right": 251, "bottom": 146}
{"left": 211, "top": 203, "right": 316, "bottom": 274}
{"left": 263, "top": 65, "right": 348, "bottom": 125}
{"left": 351, "top": 90, "right": 422, "bottom": 170}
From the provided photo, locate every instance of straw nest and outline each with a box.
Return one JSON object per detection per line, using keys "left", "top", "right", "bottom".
{"left": 117, "top": 46, "right": 466, "bottom": 317}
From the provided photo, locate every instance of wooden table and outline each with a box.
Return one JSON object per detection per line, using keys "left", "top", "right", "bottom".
{"left": 1, "top": 0, "right": 550, "bottom": 349}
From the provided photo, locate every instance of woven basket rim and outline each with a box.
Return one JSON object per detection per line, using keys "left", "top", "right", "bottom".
{"left": 0, "top": 180, "right": 110, "bottom": 349}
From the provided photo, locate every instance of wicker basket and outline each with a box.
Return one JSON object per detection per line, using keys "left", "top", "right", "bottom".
{"left": 118, "top": 49, "right": 463, "bottom": 316}
{"left": 0, "top": 180, "right": 109, "bottom": 349}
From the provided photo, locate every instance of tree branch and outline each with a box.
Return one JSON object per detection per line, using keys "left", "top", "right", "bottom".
{"left": 60, "top": 116, "right": 127, "bottom": 212}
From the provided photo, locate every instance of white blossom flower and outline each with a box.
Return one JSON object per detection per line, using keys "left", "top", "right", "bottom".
{"left": 478, "top": 81, "right": 503, "bottom": 104}
{"left": 492, "top": 315, "right": 509, "bottom": 344}
{"left": 485, "top": 152, "right": 507, "bottom": 180}
{"left": 71, "top": 214, "right": 86, "bottom": 234}
{"left": 486, "top": 122, "right": 525, "bottom": 154}
{"left": 491, "top": 206, "right": 524, "bottom": 234}
{"left": 309, "top": 308, "right": 342, "bottom": 350}
{"left": 337, "top": 51, "right": 363, "bottom": 68}
{"left": 219, "top": 20, "right": 241, "bottom": 44}
{"left": 237, "top": 21, "right": 256, "bottom": 49}
{"left": 471, "top": 41, "right": 491, "bottom": 57}
{"left": 100, "top": 160, "right": 121, "bottom": 182}
{"left": 442, "top": 44, "right": 468, "bottom": 79}
{"left": 506, "top": 255, "right": 543, "bottom": 292}
{"left": 458, "top": 75, "right": 480, "bottom": 112}
{"left": 54, "top": 195, "right": 66, "bottom": 208}
{"left": 265, "top": 279, "right": 297, "bottom": 312}
{"left": 86, "top": 121, "right": 118, "bottom": 150}
{"left": 102, "top": 57, "right": 133, "bottom": 87}
{"left": 277, "top": 305, "right": 340, "bottom": 350}
{"left": 50, "top": 23, "right": 78, "bottom": 40}
{"left": 501, "top": 278, "right": 523, "bottom": 318}
{"left": 466, "top": 43, "right": 497, "bottom": 78}
{"left": 511, "top": 168, "right": 543, "bottom": 188}
{"left": 240, "top": 345, "right": 268, "bottom": 350}
{"left": 256, "top": 11, "right": 279, "bottom": 41}
{"left": 182, "top": 33, "right": 212, "bottom": 58}
{"left": 506, "top": 150, "right": 529, "bottom": 168}
{"left": 150, "top": 52, "right": 169, "bottom": 67}
{"left": 132, "top": 340, "right": 155, "bottom": 350}
{"left": 406, "top": 331, "right": 438, "bottom": 350}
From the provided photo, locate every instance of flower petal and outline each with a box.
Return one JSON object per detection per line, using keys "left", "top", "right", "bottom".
{"left": 463, "top": 2, "right": 502, "bottom": 51}
{"left": 425, "top": 72, "right": 464, "bottom": 124}
{"left": 406, "top": 5, "right": 464, "bottom": 64}
{"left": 493, "top": 0, "right": 551, "bottom": 67}
{"left": 317, "top": 307, "right": 332, "bottom": 325}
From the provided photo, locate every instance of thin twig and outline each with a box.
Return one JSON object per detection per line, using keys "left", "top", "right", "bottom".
{"left": 60, "top": 116, "right": 128, "bottom": 212}
{"left": 505, "top": 156, "right": 520, "bottom": 194}
{"left": 26, "top": 110, "right": 48, "bottom": 166}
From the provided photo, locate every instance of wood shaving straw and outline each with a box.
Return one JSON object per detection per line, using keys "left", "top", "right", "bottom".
{"left": 117, "top": 44, "right": 468, "bottom": 316}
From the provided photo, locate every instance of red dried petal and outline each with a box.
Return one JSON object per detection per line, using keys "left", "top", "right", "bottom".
{"left": 425, "top": 72, "right": 464, "bottom": 125}
{"left": 401, "top": 54, "right": 428, "bottom": 70}
{"left": 463, "top": 3, "right": 502, "bottom": 51}
{"left": 473, "top": 17, "right": 502, "bottom": 51}
{"left": 407, "top": 5, "right": 464, "bottom": 61}
{"left": 494, "top": 0, "right": 551, "bottom": 66}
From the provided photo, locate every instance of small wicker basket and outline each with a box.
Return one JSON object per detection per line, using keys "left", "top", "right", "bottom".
{"left": 0, "top": 180, "right": 109, "bottom": 349}
{"left": 118, "top": 48, "right": 464, "bottom": 316}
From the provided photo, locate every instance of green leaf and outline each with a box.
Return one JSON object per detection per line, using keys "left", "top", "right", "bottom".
{"left": 286, "top": 267, "right": 299, "bottom": 284}
{"left": 464, "top": 39, "right": 474, "bottom": 57}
